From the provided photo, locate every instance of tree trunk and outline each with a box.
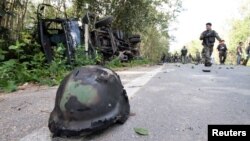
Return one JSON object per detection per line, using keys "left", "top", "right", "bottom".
{"left": 21, "top": 0, "right": 29, "bottom": 30}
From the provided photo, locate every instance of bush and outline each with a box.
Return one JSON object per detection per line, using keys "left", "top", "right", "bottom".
{"left": 141, "top": 27, "right": 169, "bottom": 63}
{"left": 105, "top": 57, "right": 123, "bottom": 68}
{"left": 0, "top": 40, "right": 151, "bottom": 93}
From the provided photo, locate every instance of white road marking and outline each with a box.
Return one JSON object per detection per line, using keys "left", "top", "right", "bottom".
{"left": 116, "top": 71, "right": 153, "bottom": 74}
{"left": 124, "top": 66, "right": 163, "bottom": 99}
{"left": 20, "top": 66, "right": 164, "bottom": 141}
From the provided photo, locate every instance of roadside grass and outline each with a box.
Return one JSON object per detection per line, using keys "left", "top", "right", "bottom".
{"left": 0, "top": 46, "right": 153, "bottom": 93}
{"left": 105, "top": 57, "right": 153, "bottom": 69}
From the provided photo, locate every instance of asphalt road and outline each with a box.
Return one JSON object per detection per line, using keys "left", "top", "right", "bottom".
{"left": 0, "top": 65, "right": 160, "bottom": 141}
{"left": 1, "top": 64, "right": 250, "bottom": 141}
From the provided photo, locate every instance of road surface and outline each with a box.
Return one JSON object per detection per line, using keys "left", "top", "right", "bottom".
{"left": 0, "top": 64, "right": 250, "bottom": 141}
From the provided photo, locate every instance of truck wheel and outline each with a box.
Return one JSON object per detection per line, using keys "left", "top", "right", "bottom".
{"left": 129, "top": 38, "right": 141, "bottom": 43}
{"left": 95, "top": 16, "right": 113, "bottom": 28}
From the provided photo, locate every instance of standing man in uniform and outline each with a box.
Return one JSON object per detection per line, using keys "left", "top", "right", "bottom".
{"left": 200, "top": 23, "right": 222, "bottom": 67}
{"left": 217, "top": 40, "right": 227, "bottom": 64}
{"left": 246, "top": 42, "right": 250, "bottom": 65}
{"left": 196, "top": 50, "right": 201, "bottom": 64}
{"left": 236, "top": 42, "right": 243, "bottom": 65}
{"left": 243, "top": 42, "right": 250, "bottom": 66}
{"left": 188, "top": 53, "right": 193, "bottom": 63}
{"left": 181, "top": 46, "right": 188, "bottom": 64}
{"left": 174, "top": 52, "right": 179, "bottom": 63}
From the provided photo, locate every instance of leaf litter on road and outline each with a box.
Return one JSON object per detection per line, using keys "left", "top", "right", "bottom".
{"left": 134, "top": 128, "right": 149, "bottom": 136}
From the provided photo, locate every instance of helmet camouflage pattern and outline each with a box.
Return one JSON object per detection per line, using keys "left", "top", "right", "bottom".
{"left": 48, "top": 65, "right": 130, "bottom": 137}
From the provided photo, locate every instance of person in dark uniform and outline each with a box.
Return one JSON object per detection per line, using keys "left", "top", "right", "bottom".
{"left": 243, "top": 42, "right": 250, "bottom": 66}
{"left": 181, "top": 46, "right": 188, "bottom": 64}
{"left": 188, "top": 53, "right": 193, "bottom": 63}
{"left": 196, "top": 50, "right": 201, "bottom": 64}
{"left": 174, "top": 52, "right": 179, "bottom": 63}
{"left": 236, "top": 42, "right": 243, "bottom": 65}
{"left": 200, "top": 23, "right": 222, "bottom": 67}
{"left": 217, "top": 40, "right": 227, "bottom": 64}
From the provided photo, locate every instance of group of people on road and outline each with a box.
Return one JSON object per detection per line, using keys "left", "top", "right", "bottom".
{"left": 164, "top": 23, "right": 250, "bottom": 66}
{"left": 164, "top": 51, "right": 193, "bottom": 64}
{"left": 199, "top": 22, "right": 250, "bottom": 67}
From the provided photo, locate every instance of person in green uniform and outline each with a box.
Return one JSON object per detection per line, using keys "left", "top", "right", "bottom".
{"left": 200, "top": 23, "right": 222, "bottom": 67}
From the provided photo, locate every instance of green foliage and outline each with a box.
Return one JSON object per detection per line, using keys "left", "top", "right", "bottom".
{"left": 186, "top": 40, "right": 202, "bottom": 56}
{"left": 141, "top": 27, "right": 169, "bottom": 63}
{"left": 0, "top": 59, "right": 31, "bottom": 92}
{"left": 229, "top": 18, "right": 250, "bottom": 52}
{"left": 134, "top": 128, "right": 149, "bottom": 136}
{"left": 105, "top": 57, "right": 151, "bottom": 69}
{"left": 129, "top": 58, "right": 151, "bottom": 67}
{"left": 0, "top": 39, "right": 153, "bottom": 92}
{"left": 73, "top": 47, "right": 98, "bottom": 67}
{"left": 0, "top": 42, "right": 68, "bottom": 92}
{"left": 105, "top": 57, "right": 123, "bottom": 68}
{"left": 0, "top": 48, "right": 7, "bottom": 61}
{"left": 75, "top": 0, "right": 182, "bottom": 34}
{"left": 0, "top": 0, "right": 183, "bottom": 92}
{"left": 0, "top": 81, "right": 17, "bottom": 93}
{"left": 74, "top": 0, "right": 182, "bottom": 61}
{"left": 227, "top": 0, "right": 250, "bottom": 64}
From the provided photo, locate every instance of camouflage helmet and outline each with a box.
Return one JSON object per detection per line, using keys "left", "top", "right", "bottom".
{"left": 48, "top": 65, "right": 130, "bottom": 137}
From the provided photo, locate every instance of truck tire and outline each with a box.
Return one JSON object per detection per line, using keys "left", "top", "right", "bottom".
{"left": 129, "top": 34, "right": 140, "bottom": 39}
{"left": 95, "top": 16, "right": 113, "bottom": 28}
{"left": 129, "top": 37, "right": 141, "bottom": 43}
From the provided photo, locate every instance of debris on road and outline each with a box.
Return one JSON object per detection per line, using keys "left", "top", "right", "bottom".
{"left": 129, "top": 112, "right": 136, "bottom": 116}
{"left": 128, "top": 85, "right": 143, "bottom": 88}
{"left": 187, "top": 127, "right": 194, "bottom": 131}
{"left": 40, "top": 110, "right": 50, "bottom": 114}
{"left": 134, "top": 128, "right": 149, "bottom": 136}
{"left": 11, "top": 101, "right": 32, "bottom": 111}
{"left": 202, "top": 69, "right": 211, "bottom": 72}
{"left": 18, "top": 83, "right": 29, "bottom": 90}
{"left": 0, "top": 98, "right": 4, "bottom": 102}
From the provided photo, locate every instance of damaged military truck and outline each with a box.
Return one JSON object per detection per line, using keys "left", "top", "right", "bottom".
{"left": 37, "top": 4, "right": 141, "bottom": 63}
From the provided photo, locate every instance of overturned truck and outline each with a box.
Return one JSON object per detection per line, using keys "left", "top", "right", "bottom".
{"left": 37, "top": 4, "right": 141, "bottom": 63}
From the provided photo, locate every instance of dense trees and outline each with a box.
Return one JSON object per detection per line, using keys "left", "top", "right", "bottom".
{"left": 72, "top": 0, "right": 182, "bottom": 61}
{"left": 227, "top": 0, "right": 250, "bottom": 64}
{"left": 0, "top": 0, "right": 30, "bottom": 40}
{"left": 0, "top": 0, "right": 182, "bottom": 92}
{"left": 0, "top": 0, "right": 182, "bottom": 61}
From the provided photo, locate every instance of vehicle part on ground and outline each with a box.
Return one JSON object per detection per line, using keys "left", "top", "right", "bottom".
{"left": 48, "top": 65, "right": 130, "bottom": 137}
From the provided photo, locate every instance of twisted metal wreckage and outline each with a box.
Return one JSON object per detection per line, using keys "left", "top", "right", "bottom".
{"left": 37, "top": 4, "right": 141, "bottom": 64}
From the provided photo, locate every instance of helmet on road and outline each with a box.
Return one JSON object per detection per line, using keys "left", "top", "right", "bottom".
{"left": 48, "top": 65, "right": 130, "bottom": 137}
